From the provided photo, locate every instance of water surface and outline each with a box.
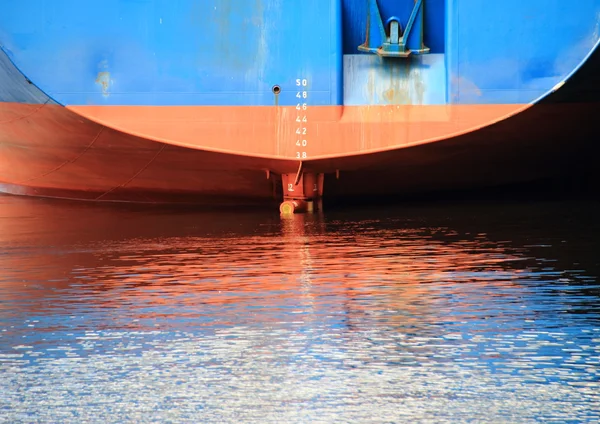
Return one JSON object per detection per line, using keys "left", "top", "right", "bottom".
{"left": 0, "top": 195, "right": 599, "bottom": 423}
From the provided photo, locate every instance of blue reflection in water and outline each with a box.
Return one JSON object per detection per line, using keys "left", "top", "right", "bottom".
{"left": 0, "top": 196, "right": 598, "bottom": 423}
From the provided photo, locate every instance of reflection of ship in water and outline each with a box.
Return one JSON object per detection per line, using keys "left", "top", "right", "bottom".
{"left": 1, "top": 196, "right": 580, "bottom": 337}
{"left": 278, "top": 213, "right": 536, "bottom": 333}
{"left": 1, "top": 199, "right": 599, "bottom": 424}
{"left": 2, "top": 2, "right": 600, "bottom": 209}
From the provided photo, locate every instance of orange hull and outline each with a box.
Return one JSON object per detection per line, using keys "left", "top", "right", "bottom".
{"left": 67, "top": 104, "right": 526, "bottom": 160}
{"left": 2, "top": 0, "right": 600, "bottom": 206}
{"left": 0, "top": 103, "right": 285, "bottom": 204}
{"left": 0, "top": 98, "right": 597, "bottom": 204}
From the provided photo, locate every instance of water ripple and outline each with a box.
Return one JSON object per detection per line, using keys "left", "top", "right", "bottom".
{"left": 0, "top": 196, "right": 599, "bottom": 423}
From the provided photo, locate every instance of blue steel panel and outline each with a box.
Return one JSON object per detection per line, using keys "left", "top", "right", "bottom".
{"left": 0, "top": 0, "right": 342, "bottom": 107}
{"left": 446, "top": 0, "right": 600, "bottom": 104}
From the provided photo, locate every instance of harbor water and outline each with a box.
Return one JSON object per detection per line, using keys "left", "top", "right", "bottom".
{"left": 0, "top": 195, "right": 599, "bottom": 423}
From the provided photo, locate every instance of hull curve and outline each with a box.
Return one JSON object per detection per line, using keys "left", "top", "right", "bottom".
{"left": 1, "top": 1, "right": 600, "bottom": 205}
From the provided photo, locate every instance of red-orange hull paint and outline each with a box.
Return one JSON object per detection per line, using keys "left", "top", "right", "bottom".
{"left": 0, "top": 103, "right": 289, "bottom": 204}
{"left": 67, "top": 104, "right": 526, "bottom": 159}
{"left": 0, "top": 100, "right": 596, "bottom": 204}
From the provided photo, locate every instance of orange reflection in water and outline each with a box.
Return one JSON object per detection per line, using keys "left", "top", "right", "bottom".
{"left": 0, "top": 196, "right": 532, "bottom": 333}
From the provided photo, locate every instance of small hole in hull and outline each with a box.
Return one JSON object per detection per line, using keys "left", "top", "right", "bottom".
{"left": 272, "top": 85, "right": 281, "bottom": 95}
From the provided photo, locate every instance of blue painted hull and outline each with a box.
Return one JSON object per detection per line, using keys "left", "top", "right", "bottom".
{"left": 0, "top": 1, "right": 599, "bottom": 204}
{"left": 2, "top": 0, "right": 599, "bottom": 107}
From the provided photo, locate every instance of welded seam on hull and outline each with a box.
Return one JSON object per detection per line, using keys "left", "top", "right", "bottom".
{"left": 0, "top": 99, "right": 50, "bottom": 124}
{"left": 17, "top": 127, "right": 105, "bottom": 184}
{"left": 94, "top": 144, "right": 166, "bottom": 201}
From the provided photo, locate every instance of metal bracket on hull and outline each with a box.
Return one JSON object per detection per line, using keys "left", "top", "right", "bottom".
{"left": 358, "top": 0, "right": 430, "bottom": 58}
{"left": 280, "top": 171, "right": 324, "bottom": 215}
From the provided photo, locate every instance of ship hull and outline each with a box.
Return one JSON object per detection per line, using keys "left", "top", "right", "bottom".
{"left": 0, "top": 102, "right": 287, "bottom": 205}
{"left": 0, "top": 98, "right": 596, "bottom": 205}
{"left": 1, "top": 0, "right": 599, "bottom": 206}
